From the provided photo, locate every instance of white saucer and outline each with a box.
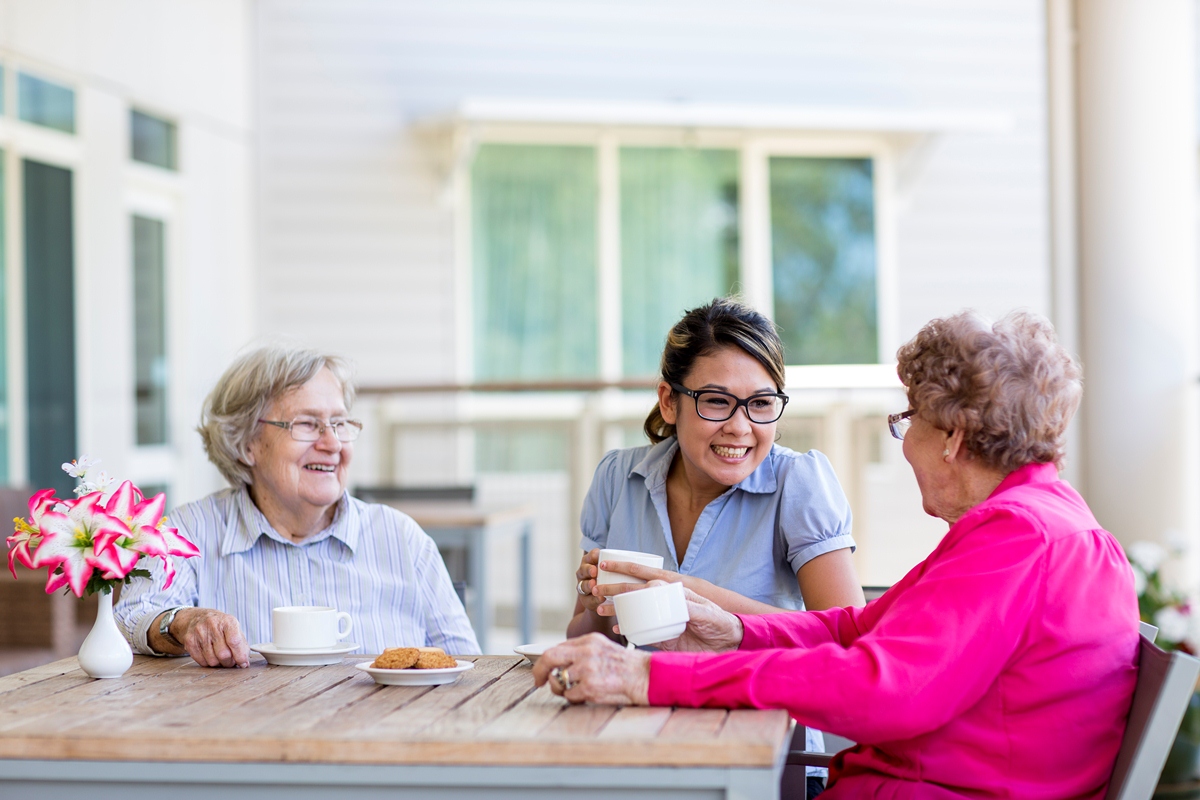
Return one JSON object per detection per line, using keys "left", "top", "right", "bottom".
{"left": 513, "top": 643, "right": 556, "bottom": 665}
{"left": 250, "top": 642, "right": 360, "bottom": 666}
{"left": 355, "top": 659, "right": 473, "bottom": 686}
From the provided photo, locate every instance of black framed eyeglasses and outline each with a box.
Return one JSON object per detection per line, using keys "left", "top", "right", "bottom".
{"left": 258, "top": 417, "right": 364, "bottom": 442}
{"left": 888, "top": 409, "right": 916, "bottom": 440}
{"left": 670, "top": 383, "right": 789, "bottom": 424}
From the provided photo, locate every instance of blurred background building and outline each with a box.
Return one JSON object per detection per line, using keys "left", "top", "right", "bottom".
{"left": 0, "top": 0, "right": 1195, "bottom": 655}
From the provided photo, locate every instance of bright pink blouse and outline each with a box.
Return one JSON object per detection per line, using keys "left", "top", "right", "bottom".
{"left": 649, "top": 462, "right": 1139, "bottom": 798}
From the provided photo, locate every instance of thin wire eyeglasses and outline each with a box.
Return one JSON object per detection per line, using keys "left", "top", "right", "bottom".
{"left": 670, "top": 383, "right": 789, "bottom": 424}
{"left": 258, "top": 417, "right": 364, "bottom": 442}
{"left": 888, "top": 409, "right": 916, "bottom": 440}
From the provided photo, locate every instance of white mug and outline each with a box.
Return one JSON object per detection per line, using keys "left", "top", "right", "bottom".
{"left": 597, "top": 548, "right": 665, "bottom": 595}
{"left": 272, "top": 606, "right": 353, "bottom": 651}
{"left": 612, "top": 582, "right": 689, "bottom": 646}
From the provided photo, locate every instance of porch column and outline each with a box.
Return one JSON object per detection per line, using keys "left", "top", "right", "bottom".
{"left": 1075, "top": 0, "right": 1199, "bottom": 566}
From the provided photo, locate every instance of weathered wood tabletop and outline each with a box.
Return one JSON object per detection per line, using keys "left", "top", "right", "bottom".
{"left": 0, "top": 654, "right": 791, "bottom": 799}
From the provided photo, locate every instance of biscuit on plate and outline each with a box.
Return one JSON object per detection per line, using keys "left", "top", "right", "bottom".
{"left": 373, "top": 647, "right": 420, "bottom": 669}
{"left": 416, "top": 646, "right": 445, "bottom": 655}
{"left": 414, "top": 651, "right": 458, "bottom": 669}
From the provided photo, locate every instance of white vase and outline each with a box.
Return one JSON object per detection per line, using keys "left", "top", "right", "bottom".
{"left": 77, "top": 590, "right": 133, "bottom": 679}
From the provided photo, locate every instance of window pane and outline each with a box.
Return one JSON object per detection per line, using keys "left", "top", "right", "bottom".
{"left": 131, "top": 110, "right": 177, "bottom": 170}
{"left": 770, "top": 157, "right": 877, "bottom": 364}
{"left": 18, "top": 73, "right": 75, "bottom": 134}
{"left": 620, "top": 147, "right": 739, "bottom": 377}
{"left": 24, "top": 159, "right": 76, "bottom": 496}
{"left": 132, "top": 216, "right": 168, "bottom": 445}
{"left": 476, "top": 428, "right": 569, "bottom": 472}
{"left": 472, "top": 144, "right": 598, "bottom": 380}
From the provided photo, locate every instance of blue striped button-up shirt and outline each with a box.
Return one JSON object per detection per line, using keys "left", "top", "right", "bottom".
{"left": 115, "top": 487, "right": 480, "bottom": 656}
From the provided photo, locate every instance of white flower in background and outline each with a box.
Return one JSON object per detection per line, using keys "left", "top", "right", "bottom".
{"left": 1165, "top": 529, "right": 1189, "bottom": 556}
{"left": 61, "top": 455, "right": 98, "bottom": 479}
{"left": 1131, "top": 563, "right": 1147, "bottom": 596}
{"left": 1155, "top": 606, "right": 1191, "bottom": 644}
{"left": 1128, "top": 540, "right": 1168, "bottom": 575}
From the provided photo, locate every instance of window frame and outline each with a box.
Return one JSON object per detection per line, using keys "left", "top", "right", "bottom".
{"left": 452, "top": 124, "right": 898, "bottom": 383}
{"left": 124, "top": 185, "right": 181, "bottom": 493}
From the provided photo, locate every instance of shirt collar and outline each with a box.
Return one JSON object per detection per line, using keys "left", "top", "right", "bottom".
{"left": 629, "top": 437, "right": 778, "bottom": 495}
{"left": 220, "top": 487, "right": 359, "bottom": 556}
{"left": 988, "top": 461, "right": 1060, "bottom": 500}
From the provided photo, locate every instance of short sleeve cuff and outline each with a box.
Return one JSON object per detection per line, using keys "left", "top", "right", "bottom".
{"left": 647, "top": 651, "right": 702, "bottom": 706}
{"left": 787, "top": 533, "right": 856, "bottom": 577}
{"left": 580, "top": 536, "right": 604, "bottom": 552}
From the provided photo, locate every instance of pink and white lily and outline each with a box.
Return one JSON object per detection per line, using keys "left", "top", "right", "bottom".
{"left": 102, "top": 481, "right": 200, "bottom": 587}
{"left": 30, "top": 493, "right": 134, "bottom": 597}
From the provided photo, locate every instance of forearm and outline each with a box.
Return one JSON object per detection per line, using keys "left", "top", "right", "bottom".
{"left": 567, "top": 601, "right": 620, "bottom": 641}
{"left": 679, "top": 576, "right": 786, "bottom": 615}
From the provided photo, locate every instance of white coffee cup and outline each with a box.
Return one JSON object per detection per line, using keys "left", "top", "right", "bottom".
{"left": 597, "top": 548, "right": 665, "bottom": 595}
{"left": 612, "top": 582, "right": 690, "bottom": 646}
{"left": 272, "top": 606, "right": 353, "bottom": 651}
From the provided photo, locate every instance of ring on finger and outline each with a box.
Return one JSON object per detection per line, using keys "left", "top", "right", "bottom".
{"left": 577, "top": 579, "right": 589, "bottom": 597}
{"left": 550, "top": 666, "right": 577, "bottom": 692}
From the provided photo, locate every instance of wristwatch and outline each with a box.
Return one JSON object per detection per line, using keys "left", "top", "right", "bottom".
{"left": 157, "top": 606, "right": 187, "bottom": 650}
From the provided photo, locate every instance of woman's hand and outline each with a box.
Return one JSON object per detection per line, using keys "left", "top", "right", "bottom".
{"left": 172, "top": 608, "right": 250, "bottom": 668}
{"left": 533, "top": 633, "right": 651, "bottom": 706}
{"left": 592, "top": 560, "right": 718, "bottom": 599}
{"left": 574, "top": 549, "right": 607, "bottom": 615}
{"left": 613, "top": 585, "right": 744, "bottom": 653}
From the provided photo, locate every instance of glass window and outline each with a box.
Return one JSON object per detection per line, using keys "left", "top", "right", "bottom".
{"left": 472, "top": 144, "right": 598, "bottom": 380}
{"left": 24, "top": 159, "right": 76, "bottom": 496}
{"left": 132, "top": 216, "right": 169, "bottom": 445}
{"left": 770, "top": 157, "right": 877, "bottom": 364}
{"left": 130, "top": 110, "right": 177, "bottom": 170}
{"left": 620, "top": 147, "right": 739, "bottom": 377}
{"left": 18, "top": 73, "right": 75, "bottom": 134}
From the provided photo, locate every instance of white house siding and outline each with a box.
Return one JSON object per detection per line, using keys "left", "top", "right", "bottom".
{"left": 0, "top": 0, "right": 255, "bottom": 503}
{"left": 254, "top": 0, "right": 1052, "bottom": 623}
{"left": 254, "top": 0, "right": 1050, "bottom": 377}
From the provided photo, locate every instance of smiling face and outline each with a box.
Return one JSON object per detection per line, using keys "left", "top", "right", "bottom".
{"left": 659, "top": 346, "right": 780, "bottom": 494}
{"left": 246, "top": 367, "right": 352, "bottom": 525}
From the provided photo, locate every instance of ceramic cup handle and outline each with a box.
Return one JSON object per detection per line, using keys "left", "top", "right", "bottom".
{"left": 336, "top": 612, "right": 353, "bottom": 640}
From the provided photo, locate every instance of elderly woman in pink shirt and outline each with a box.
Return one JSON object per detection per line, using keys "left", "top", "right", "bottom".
{"left": 534, "top": 310, "right": 1139, "bottom": 799}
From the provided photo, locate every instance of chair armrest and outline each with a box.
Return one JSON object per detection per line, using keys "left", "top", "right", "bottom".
{"left": 786, "top": 750, "right": 834, "bottom": 768}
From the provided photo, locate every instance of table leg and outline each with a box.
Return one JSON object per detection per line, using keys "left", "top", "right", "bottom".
{"left": 519, "top": 520, "right": 533, "bottom": 645}
{"left": 469, "top": 527, "right": 488, "bottom": 654}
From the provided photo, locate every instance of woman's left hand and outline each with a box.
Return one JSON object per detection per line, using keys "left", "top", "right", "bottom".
{"left": 533, "top": 633, "right": 651, "bottom": 706}
{"left": 593, "top": 561, "right": 717, "bottom": 603}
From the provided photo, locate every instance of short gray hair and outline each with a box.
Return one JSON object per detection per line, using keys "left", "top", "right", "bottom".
{"left": 895, "top": 310, "right": 1081, "bottom": 472}
{"left": 198, "top": 344, "right": 356, "bottom": 487}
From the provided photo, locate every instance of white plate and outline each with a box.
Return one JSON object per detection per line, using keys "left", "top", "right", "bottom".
{"left": 513, "top": 643, "right": 554, "bottom": 665}
{"left": 250, "top": 642, "right": 360, "bottom": 666}
{"left": 355, "top": 659, "right": 474, "bottom": 686}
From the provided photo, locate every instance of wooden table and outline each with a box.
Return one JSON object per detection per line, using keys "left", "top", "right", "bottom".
{"left": 0, "top": 654, "right": 790, "bottom": 799}
{"left": 387, "top": 501, "right": 536, "bottom": 652}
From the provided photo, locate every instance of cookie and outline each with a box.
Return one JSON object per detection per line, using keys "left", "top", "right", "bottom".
{"left": 373, "top": 647, "right": 420, "bottom": 669}
{"left": 414, "top": 651, "right": 458, "bottom": 669}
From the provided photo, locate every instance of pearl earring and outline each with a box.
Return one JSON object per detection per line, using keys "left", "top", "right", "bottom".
{"left": 943, "top": 448, "right": 950, "bottom": 457}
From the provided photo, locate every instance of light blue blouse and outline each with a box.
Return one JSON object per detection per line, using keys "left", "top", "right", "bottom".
{"left": 580, "top": 438, "right": 856, "bottom": 610}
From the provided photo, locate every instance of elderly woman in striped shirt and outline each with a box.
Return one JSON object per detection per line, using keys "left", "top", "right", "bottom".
{"left": 115, "top": 345, "right": 479, "bottom": 666}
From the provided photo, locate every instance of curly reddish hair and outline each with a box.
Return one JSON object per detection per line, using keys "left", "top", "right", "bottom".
{"left": 895, "top": 310, "right": 1081, "bottom": 472}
